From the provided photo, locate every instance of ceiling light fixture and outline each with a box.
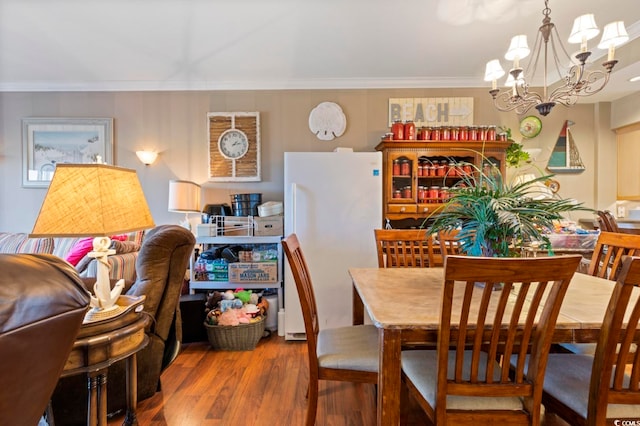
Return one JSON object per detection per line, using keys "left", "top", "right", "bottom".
{"left": 484, "top": 0, "right": 628, "bottom": 116}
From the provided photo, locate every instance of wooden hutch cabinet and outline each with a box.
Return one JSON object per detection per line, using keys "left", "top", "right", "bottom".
{"left": 375, "top": 140, "right": 511, "bottom": 228}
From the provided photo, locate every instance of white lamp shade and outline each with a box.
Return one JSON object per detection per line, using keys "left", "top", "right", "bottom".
{"left": 168, "top": 180, "right": 201, "bottom": 213}
{"left": 504, "top": 35, "right": 530, "bottom": 61}
{"left": 484, "top": 59, "right": 505, "bottom": 81}
{"left": 568, "top": 14, "right": 600, "bottom": 44}
{"left": 136, "top": 150, "right": 158, "bottom": 165}
{"left": 598, "top": 21, "right": 629, "bottom": 48}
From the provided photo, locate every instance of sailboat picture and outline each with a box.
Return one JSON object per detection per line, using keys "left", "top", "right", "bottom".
{"left": 546, "top": 120, "right": 585, "bottom": 173}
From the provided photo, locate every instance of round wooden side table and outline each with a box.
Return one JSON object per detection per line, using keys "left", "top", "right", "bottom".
{"left": 50, "top": 306, "right": 150, "bottom": 426}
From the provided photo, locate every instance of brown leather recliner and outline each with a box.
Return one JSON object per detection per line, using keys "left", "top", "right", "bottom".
{"left": 51, "top": 225, "right": 196, "bottom": 424}
{"left": 0, "top": 254, "right": 90, "bottom": 426}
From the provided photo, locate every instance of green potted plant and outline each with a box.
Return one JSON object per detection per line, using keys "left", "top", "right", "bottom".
{"left": 425, "top": 161, "right": 591, "bottom": 257}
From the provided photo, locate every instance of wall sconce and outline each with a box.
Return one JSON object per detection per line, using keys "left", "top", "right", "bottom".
{"left": 136, "top": 150, "right": 158, "bottom": 166}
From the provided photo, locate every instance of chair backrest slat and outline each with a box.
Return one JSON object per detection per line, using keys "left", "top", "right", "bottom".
{"left": 282, "top": 234, "right": 320, "bottom": 366}
{"left": 589, "top": 256, "right": 640, "bottom": 423}
{"left": 588, "top": 232, "right": 640, "bottom": 280}
{"left": 374, "top": 229, "right": 438, "bottom": 268}
{"left": 437, "top": 254, "right": 582, "bottom": 423}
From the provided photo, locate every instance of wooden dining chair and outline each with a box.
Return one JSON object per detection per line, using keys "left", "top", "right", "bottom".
{"left": 281, "top": 234, "right": 379, "bottom": 426}
{"left": 437, "top": 229, "right": 464, "bottom": 257}
{"left": 374, "top": 228, "right": 441, "bottom": 268}
{"left": 597, "top": 210, "right": 621, "bottom": 233}
{"left": 559, "top": 231, "right": 640, "bottom": 355}
{"left": 541, "top": 255, "right": 640, "bottom": 425}
{"left": 401, "top": 254, "right": 583, "bottom": 425}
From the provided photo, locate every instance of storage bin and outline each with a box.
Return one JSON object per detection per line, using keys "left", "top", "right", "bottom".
{"left": 254, "top": 216, "right": 283, "bottom": 236}
{"left": 204, "top": 316, "right": 265, "bottom": 350}
{"left": 230, "top": 193, "right": 262, "bottom": 216}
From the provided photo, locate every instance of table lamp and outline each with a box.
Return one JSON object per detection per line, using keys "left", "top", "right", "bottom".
{"left": 30, "top": 163, "right": 155, "bottom": 322}
{"left": 168, "top": 180, "right": 201, "bottom": 230}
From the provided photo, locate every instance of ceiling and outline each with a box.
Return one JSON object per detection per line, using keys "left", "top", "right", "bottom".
{"left": 1, "top": 0, "right": 639, "bottom": 103}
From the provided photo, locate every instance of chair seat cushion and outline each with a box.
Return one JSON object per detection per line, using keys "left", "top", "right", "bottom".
{"left": 541, "top": 354, "right": 640, "bottom": 420}
{"left": 402, "top": 350, "right": 523, "bottom": 411}
{"left": 317, "top": 324, "right": 379, "bottom": 372}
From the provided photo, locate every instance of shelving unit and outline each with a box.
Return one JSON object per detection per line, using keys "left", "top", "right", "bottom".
{"left": 190, "top": 235, "right": 283, "bottom": 309}
{"left": 376, "top": 140, "right": 510, "bottom": 227}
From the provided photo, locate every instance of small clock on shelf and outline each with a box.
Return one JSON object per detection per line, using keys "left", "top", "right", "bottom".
{"left": 208, "top": 112, "right": 260, "bottom": 182}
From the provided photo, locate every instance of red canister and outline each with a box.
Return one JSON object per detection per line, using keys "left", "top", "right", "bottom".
{"left": 404, "top": 121, "right": 416, "bottom": 140}
{"left": 402, "top": 186, "right": 412, "bottom": 199}
{"left": 468, "top": 126, "right": 478, "bottom": 141}
{"left": 459, "top": 126, "right": 468, "bottom": 140}
{"left": 393, "top": 160, "right": 400, "bottom": 176}
{"left": 391, "top": 120, "right": 404, "bottom": 140}
{"left": 400, "top": 159, "right": 410, "bottom": 176}
{"left": 428, "top": 186, "right": 440, "bottom": 202}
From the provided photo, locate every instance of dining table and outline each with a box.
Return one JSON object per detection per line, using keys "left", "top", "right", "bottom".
{"left": 349, "top": 267, "right": 637, "bottom": 426}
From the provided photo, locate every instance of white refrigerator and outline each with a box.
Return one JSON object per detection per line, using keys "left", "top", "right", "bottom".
{"left": 283, "top": 150, "right": 382, "bottom": 340}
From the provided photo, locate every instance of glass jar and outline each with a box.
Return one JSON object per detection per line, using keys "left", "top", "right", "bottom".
{"left": 431, "top": 126, "right": 441, "bottom": 141}
{"left": 428, "top": 186, "right": 440, "bottom": 202}
{"left": 448, "top": 161, "right": 457, "bottom": 177}
{"left": 478, "top": 125, "right": 488, "bottom": 141}
{"left": 393, "top": 189, "right": 402, "bottom": 199}
{"left": 404, "top": 121, "right": 416, "bottom": 140}
{"left": 427, "top": 165, "right": 436, "bottom": 177}
{"left": 450, "top": 126, "right": 460, "bottom": 141}
{"left": 391, "top": 120, "right": 404, "bottom": 140}
{"left": 459, "top": 126, "right": 468, "bottom": 141}
{"left": 439, "top": 186, "right": 449, "bottom": 201}
{"left": 402, "top": 186, "right": 412, "bottom": 199}
{"left": 400, "top": 159, "right": 410, "bottom": 176}
{"left": 468, "top": 126, "right": 478, "bottom": 141}
{"left": 423, "top": 127, "right": 432, "bottom": 140}
{"left": 393, "top": 159, "right": 401, "bottom": 176}
{"left": 441, "top": 126, "right": 451, "bottom": 141}
{"left": 487, "top": 125, "right": 497, "bottom": 141}
{"left": 418, "top": 186, "right": 427, "bottom": 202}
{"left": 417, "top": 127, "right": 427, "bottom": 141}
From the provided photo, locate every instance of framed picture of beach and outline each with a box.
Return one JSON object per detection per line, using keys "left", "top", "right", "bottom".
{"left": 22, "top": 117, "right": 114, "bottom": 188}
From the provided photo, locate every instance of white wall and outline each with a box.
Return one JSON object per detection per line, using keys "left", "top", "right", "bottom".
{"left": 0, "top": 89, "right": 625, "bottom": 232}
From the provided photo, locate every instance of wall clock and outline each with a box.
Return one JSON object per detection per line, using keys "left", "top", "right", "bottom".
{"left": 208, "top": 112, "right": 260, "bottom": 182}
{"left": 519, "top": 115, "right": 542, "bottom": 139}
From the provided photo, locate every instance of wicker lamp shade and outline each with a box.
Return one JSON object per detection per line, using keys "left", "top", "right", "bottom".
{"left": 31, "top": 163, "right": 155, "bottom": 237}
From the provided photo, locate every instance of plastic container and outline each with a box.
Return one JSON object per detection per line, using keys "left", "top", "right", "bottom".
{"left": 257, "top": 201, "right": 283, "bottom": 217}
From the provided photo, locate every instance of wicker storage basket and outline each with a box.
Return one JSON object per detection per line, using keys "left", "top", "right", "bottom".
{"left": 204, "top": 316, "right": 265, "bottom": 351}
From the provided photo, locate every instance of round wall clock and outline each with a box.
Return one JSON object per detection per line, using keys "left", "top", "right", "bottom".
{"left": 519, "top": 115, "right": 542, "bottom": 139}
{"left": 207, "top": 112, "right": 261, "bottom": 182}
{"left": 218, "top": 129, "right": 249, "bottom": 159}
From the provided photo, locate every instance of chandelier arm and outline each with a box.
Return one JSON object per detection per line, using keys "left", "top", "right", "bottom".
{"left": 486, "top": 0, "right": 621, "bottom": 116}
{"left": 571, "top": 70, "right": 612, "bottom": 97}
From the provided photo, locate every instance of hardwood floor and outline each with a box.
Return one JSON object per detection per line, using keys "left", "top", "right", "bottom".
{"left": 107, "top": 333, "right": 571, "bottom": 426}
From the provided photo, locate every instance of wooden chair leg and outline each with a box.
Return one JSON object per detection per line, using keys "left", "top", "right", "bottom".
{"left": 305, "top": 380, "right": 319, "bottom": 426}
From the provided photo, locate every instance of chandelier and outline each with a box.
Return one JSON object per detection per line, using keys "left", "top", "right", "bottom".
{"left": 484, "top": 0, "right": 629, "bottom": 116}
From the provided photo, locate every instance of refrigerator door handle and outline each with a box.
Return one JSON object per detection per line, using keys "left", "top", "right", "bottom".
{"left": 291, "top": 182, "right": 297, "bottom": 234}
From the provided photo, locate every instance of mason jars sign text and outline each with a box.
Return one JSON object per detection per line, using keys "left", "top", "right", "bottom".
{"left": 388, "top": 97, "right": 474, "bottom": 127}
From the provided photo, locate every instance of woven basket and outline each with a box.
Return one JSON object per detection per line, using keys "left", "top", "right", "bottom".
{"left": 204, "top": 316, "right": 265, "bottom": 351}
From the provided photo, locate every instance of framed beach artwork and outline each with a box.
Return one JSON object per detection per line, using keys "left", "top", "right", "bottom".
{"left": 22, "top": 117, "right": 114, "bottom": 188}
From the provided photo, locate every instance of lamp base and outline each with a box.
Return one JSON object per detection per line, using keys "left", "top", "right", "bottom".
{"left": 82, "top": 295, "right": 146, "bottom": 324}
{"left": 84, "top": 304, "right": 126, "bottom": 323}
